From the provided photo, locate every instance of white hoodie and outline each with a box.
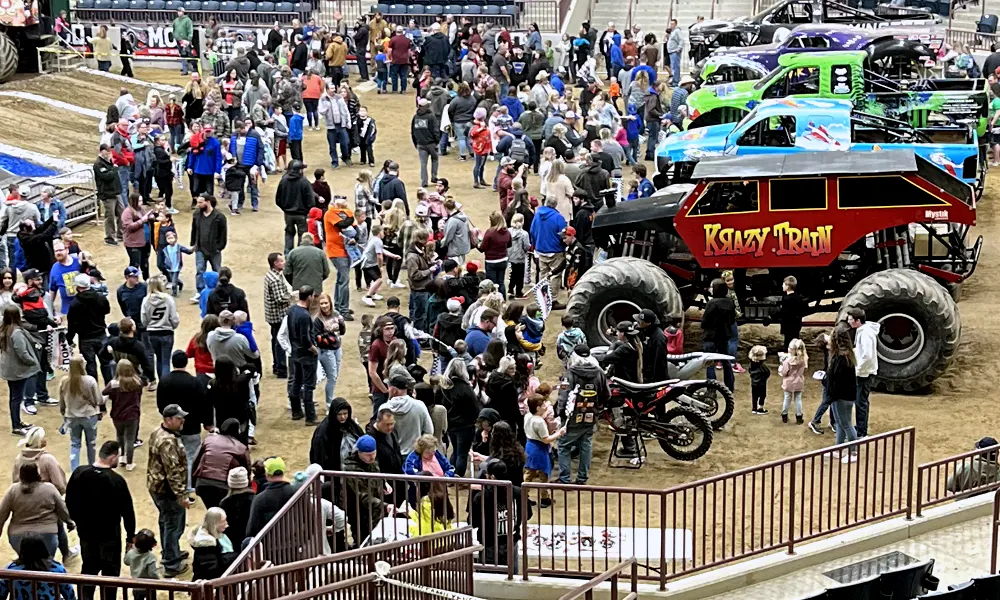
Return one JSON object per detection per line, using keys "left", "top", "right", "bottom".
{"left": 854, "top": 321, "right": 880, "bottom": 377}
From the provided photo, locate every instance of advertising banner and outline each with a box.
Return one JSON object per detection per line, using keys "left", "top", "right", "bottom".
{"left": 66, "top": 23, "right": 202, "bottom": 58}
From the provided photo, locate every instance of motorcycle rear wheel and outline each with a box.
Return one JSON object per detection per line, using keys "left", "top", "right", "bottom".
{"left": 681, "top": 380, "right": 735, "bottom": 431}
{"left": 653, "top": 407, "right": 714, "bottom": 461}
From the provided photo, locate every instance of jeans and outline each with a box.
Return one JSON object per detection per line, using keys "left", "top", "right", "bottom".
{"left": 728, "top": 323, "right": 739, "bottom": 360}
{"left": 79, "top": 336, "right": 105, "bottom": 381}
{"left": 453, "top": 121, "right": 471, "bottom": 157}
{"left": 326, "top": 127, "right": 350, "bottom": 166}
{"left": 409, "top": 290, "right": 430, "bottom": 333}
{"left": 169, "top": 124, "right": 185, "bottom": 151}
{"left": 811, "top": 385, "right": 837, "bottom": 429}
{"left": 558, "top": 425, "right": 594, "bottom": 483}
{"left": 473, "top": 154, "right": 487, "bottom": 184}
{"left": 357, "top": 55, "right": 370, "bottom": 80}
{"left": 782, "top": 391, "right": 803, "bottom": 417}
{"left": 626, "top": 136, "right": 640, "bottom": 165}
{"left": 832, "top": 400, "right": 857, "bottom": 446}
{"left": 429, "top": 63, "right": 448, "bottom": 79}
{"left": 103, "top": 196, "right": 123, "bottom": 241}
{"left": 417, "top": 145, "right": 439, "bottom": 186}
{"left": 438, "top": 131, "right": 450, "bottom": 155}
{"left": 284, "top": 214, "right": 308, "bottom": 255}
{"left": 98, "top": 60, "right": 112, "bottom": 72}
{"left": 150, "top": 492, "right": 186, "bottom": 571}
{"left": 389, "top": 63, "right": 407, "bottom": 92}
{"left": 485, "top": 260, "right": 508, "bottom": 297}
{"left": 7, "top": 378, "right": 27, "bottom": 430}
{"left": 180, "top": 433, "right": 202, "bottom": 492}
{"left": 304, "top": 98, "right": 319, "bottom": 128}
{"left": 317, "top": 349, "right": 340, "bottom": 409}
{"left": 704, "top": 340, "right": 735, "bottom": 392}
{"left": 331, "top": 257, "right": 351, "bottom": 314}
{"left": 80, "top": 535, "right": 122, "bottom": 600}
{"left": 669, "top": 52, "right": 681, "bottom": 86}
{"left": 358, "top": 138, "right": 374, "bottom": 165}
{"left": 117, "top": 165, "right": 131, "bottom": 208}
{"left": 9, "top": 532, "right": 58, "bottom": 557}
{"left": 448, "top": 425, "right": 475, "bottom": 477}
{"left": 0, "top": 236, "right": 6, "bottom": 269}
{"left": 509, "top": 262, "right": 525, "bottom": 298}
{"left": 68, "top": 415, "right": 99, "bottom": 471}
{"left": 147, "top": 331, "right": 174, "bottom": 379}
{"left": 290, "top": 354, "right": 318, "bottom": 421}
{"left": 126, "top": 245, "right": 151, "bottom": 281}
{"left": 114, "top": 419, "right": 139, "bottom": 464}
{"left": 270, "top": 322, "right": 287, "bottom": 375}
{"left": 855, "top": 376, "right": 873, "bottom": 437}
{"left": 645, "top": 120, "right": 661, "bottom": 160}
{"left": 195, "top": 250, "right": 222, "bottom": 293}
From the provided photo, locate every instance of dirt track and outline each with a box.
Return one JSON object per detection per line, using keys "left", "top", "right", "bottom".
{"left": 0, "top": 66, "right": 994, "bottom": 570}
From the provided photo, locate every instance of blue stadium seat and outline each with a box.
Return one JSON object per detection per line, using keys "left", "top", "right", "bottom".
{"left": 111, "top": 0, "right": 127, "bottom": 8}
{"left": 376, "top": 2, "right": 389, "bottom": 11}
{"left": 482, "top": 4, "right": 499, "bottom": 13}
{"left": 463, "top": 4, "right": 480, "bottom": 13}
{"left": 165, "top": 0, "right": 182, "bottom": 8}
{"left": 387, "top": 3, "right": 399, "bottom": 10}
{"left": 238, "top": 1, "right": 256, "bottom": 10}
{"left": 274, "top": 1, "right": 293, "bottom": 9}
{"left": 979, "top": 13, "right": 999, "bottom": 33}
{"left": 76, "top": 0, "right": 95, "bottom": 7}
{"left": 425, "top": 4, "right": 442, "bottom": 11}
{"left": 201, "top": 0, "right": 218, "bottom": 8}
{"left": 94, "top": 0, "right": 112, "bottom": 9}
{"left": 184, "top": 0, "right": 201, "bottom": 9}
{"left": 293, "top": 1, "right": 310, "bottom": 11}
{"left": 147, "top": 0, "right": 165, "bottom": 8}
{"left": 442, "top": 3, "right": 459, "bottom": 11}
{"left": 219, "top": 0, "right": 238, "bottom": 9}
{"left": 407, "top": 4, "right": 424, "bottom": 12}
{"left": 129, "top": 0, "right": 147, "bottom": 8}
{"left": 257, "top": 0, "right": 274, "bottom": 9}
{"left": 499, "top": 4, "right": 514, "bottom": 15}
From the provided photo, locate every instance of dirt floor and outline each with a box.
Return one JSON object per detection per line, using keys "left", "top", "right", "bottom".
{"left": 0, "top": 65, "right": 995, "bottom": 572}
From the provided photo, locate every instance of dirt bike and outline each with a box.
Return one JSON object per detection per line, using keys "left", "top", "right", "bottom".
{"left": 603, "top": 377, "right": 715, "bottom": 461}
{"left": 592, "top": 347, "right": 737, "bottom": 430}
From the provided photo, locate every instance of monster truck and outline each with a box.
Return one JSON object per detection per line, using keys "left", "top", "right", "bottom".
{"left": 658, "top": 98, "right": 985, "bottom": 194}
{"left": 689, "top": 0, "right": 940, "bottom": 62}
{"left": 695, "top": 24, "right": 941, "bottom": 84}
{"left": 567, "top": 149, "right": 981, "bottom": 393}
{"left": 686, "top": 51, "right": 988, "bottom": 137}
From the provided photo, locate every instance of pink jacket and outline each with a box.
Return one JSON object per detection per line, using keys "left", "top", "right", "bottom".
{"left": 779, "top": 357, "right": 806, "bottom": 392}
{"left": 121, "top": 206, "right": 148, "bottom": 249}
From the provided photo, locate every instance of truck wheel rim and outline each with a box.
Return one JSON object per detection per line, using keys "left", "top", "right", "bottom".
{"left": 597, "top": 301, "right": 642, "bottom": 345}
{"left": 876, "top": 313, "right": 925, "bottom": 366}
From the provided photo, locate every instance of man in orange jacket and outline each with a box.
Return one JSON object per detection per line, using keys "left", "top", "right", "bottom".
{"left": 323, "top": 196, "right": 355, "bottom": 320}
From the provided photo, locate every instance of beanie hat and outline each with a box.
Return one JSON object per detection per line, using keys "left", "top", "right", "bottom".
{"left": 447, "top": 296, "right": 464, "bottom": 313}
{"left": 227, "top": 467, "right": 249, "bottom": 489}
{"left": 356, "top": 435, "right": 377, "bottom": 453}
{"left": 465, "top": 261, "right": 479, "bottom": 273}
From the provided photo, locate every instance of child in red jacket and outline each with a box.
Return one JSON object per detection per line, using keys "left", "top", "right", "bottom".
{"left": 470, "top": 108, "right": 492, "bottom": 189}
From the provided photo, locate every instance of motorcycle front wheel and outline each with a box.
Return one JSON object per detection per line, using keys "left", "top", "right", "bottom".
{"left": 679, "top": 380, "right": 735, "bottom": 431}
{"left": 651, "top": 407, "right": 714, "bottom": 461}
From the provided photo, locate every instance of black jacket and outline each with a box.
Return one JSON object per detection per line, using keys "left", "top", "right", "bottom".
{"left": 66, "top": 465, "right": 135, "bottom": 541}
{"left": 93, "top": 156, "right": 121, "bottom": 199}
{"left": 206, "top": 374, "right": 254, "bottom": 430}
{"left": 701, "top": 297, "right": 736, "bottom": 349}
{"left": 441, "top": 379, "right": 481, "bottom": 431}
{"left": 468, "top": 485, "right": 530, "bottom": 557}
{"left": 266, "top": 29, "right": 283, "bottom": 53}
{"left": 157, "top": 370, "right": 209, "bottom": 435}
{"left": 67, "top": 290, "right": 110, "bottom": 343}
{"left": 286, "top": 304, "right": 315, "bottom": 357}
{"left": 577, "top": 161, "right": 610, "bottom": 202}
{"left": 774, "top": 292, "right": 808, "bottom": 334}
{"left": 246, "top": 480, "right": 297, "bottom": 538}
{"left": 99, "top": 334, "right": 155, "bottom": 381}
{"left": 749, "top": 360, "right": 770, "bottom": 388}
{"left": 290, "top": 42, "right": 309, "bottom": 72}
{"left": 376, "top": 173, "right": 407, "bottom": 206}
{"left": 422, "top": 32, "right": 450, "bottom": 65}
{"left": 154, "top": 146, "right": 173, "bottom": 179}
{"left": 219, "top": 491, "right": 255, "bottom": 547}
{"left": 434, "top": 312, "right": 465, "bottom": 351}
{"left": 639, "top": 325, "right": 668, "bottom": 383}
{"left": 571, "top": 200, "right": 596, "bottom": 248}
{"left": 275, "top": 169, "right": 316, "bottom": 216}
{"left": 601, "top": 340, "right": 641, "bottom": 383}
{"left": 448, "top": 95, "right": 478, "bottom": 124}
{"left": 207, "top": 283, "right": 250, "bottom": 317}
{"left": 826, "top": 354, "right": 857, "bottom": 402}
{"left": 485, "top": 372, "right": 523, "bottom": 441}
{"left": 411, "top": 107, "right": 440, "bottom": 148}
{"left": 190, "top": 208, "right": 228, "bottom": 255}
{"left": 191, "top": 537, "right": 235, "bottom": 580}
{"left": 18, "top": 218, "right": 58, "bottom": 272}
{"left": 353, "top": 24, "right": 370, "bottom": 53}
{"left": 365, "top": 421, "right": 403, "bottom": 476}
{"left": 557, "top": 360, "right": 611, "bottom": 429}
{"left": 310, "top": 398, "right": 364, "bottom": 472}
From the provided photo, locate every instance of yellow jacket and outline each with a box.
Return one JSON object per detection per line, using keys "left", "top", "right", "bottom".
{"left": 407, "top": 497, "right": 453, "bottom": 537}
{"left": 325, "top": 39, "right": 348, "bottom": 67}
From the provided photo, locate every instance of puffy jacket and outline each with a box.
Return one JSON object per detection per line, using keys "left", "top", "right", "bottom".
{"left": 422, "top": 32, "right": 450, "bottom": 65}
{"left": 186, "top": 135, "right": 224, "bottom": 176}
{"left": 275, "top": 168, "right": 316, "bottom": 216}
{"left": 854, "top": 321, "right": 880, "bottom": 377}
{"left": 411, "top": 106, "right": 440, "bottom": 148}
{"left": 403, "top": 450, "right": 455, "bottom": 477}
{"left": 93, "top": 156, "right": 120, "bottom": 199}
{"left": 193, "top": 433, "right": 250, "bottom": 483}
{"left": 190, "top": 528, "right": 235, "bottom": 581}
{"left": 529, "top": 206, "right": 566, "bottom": 254}
{"left": 228, "top": 131, "right": 264, "bottom": 168}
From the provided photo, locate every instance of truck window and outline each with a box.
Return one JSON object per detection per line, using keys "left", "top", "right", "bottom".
{"left": 737, "top": 116, "right": 796, "bottom": 147}
{"left": 839, "top": 177, "right": 949, "bottom": 208}
{"left": 787, "top": 35, "right": 829, "bottom": 49}
{"left": 787, "top": 67, "right": 820, "bottom": 95}
{"left": 770, "top": 178, "right": 827, "bottom": 210}
{"left": 690, "top": 181, "right": 760, "bottom": 216}
{"left": 829, "top": 64, "right": 853, "bottom": 95}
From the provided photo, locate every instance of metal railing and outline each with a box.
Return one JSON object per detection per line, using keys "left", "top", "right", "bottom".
{"left": 0, "top": 568, "right": 208, "bottom": 600}
{"left": 317, "top": 0, "right": 563, "bottom": 32}
{"left": 946, "top": 26, "right": 998, "bottom": 51}
{"left": 223, "top": 474, "right": 326, "bottom": 577}
{"left": 992, "top": 489, "right": 1000, "bottom": 574}
{"left": 917, "top": 444, "right": 1000, "bottom": 517}
{"left": 521, "top": 428, "right": 915, "bottom": 588}
{"left": 558, "top": 559, "right": 639, "bottom": 600}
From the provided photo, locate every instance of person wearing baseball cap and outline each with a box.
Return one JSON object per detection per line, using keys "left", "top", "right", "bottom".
{"left": 185, "top": 116, "right": 224, "bottom": 202}
{"left": 148, "top": 403, "right": 193, "bottom": 576}
{"left": 632, "top": 307, "right": 669, "bottom": 384}
{"left": 65, "top": 269, "right": 111, "bottom": 381}
{"left": 600, "top": 320, "right": 642, "bottom": 383}
{"left": 945, "top": 437, "right": 999, "bottom": 493}
{"left": 342, "top": 434, "right": 389, "bottom": 543}
{"left": 556, "top": 341, "right": 610, "bottom": 484}
{"left": 245, "top": 456, "right": 296, "bottom": 540}
{"left": 412, "top": 95, "right": 440, "bottom": 186}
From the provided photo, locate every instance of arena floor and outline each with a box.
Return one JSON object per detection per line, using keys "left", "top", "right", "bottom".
{"left": 0, "top": 66, "right": 995, "bottom": 572}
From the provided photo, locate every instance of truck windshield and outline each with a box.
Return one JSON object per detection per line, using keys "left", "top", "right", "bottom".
{"left": 753, "top": 66, "right": 785, "bottom": 91}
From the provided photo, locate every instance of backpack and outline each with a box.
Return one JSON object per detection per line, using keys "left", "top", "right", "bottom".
{"left": 508, "top": 137, "right": 529, "bottom": 163}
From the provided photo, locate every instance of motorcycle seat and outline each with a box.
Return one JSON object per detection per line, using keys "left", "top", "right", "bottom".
{"left": 611, "top": 376, "right": 680, "bottom": 391}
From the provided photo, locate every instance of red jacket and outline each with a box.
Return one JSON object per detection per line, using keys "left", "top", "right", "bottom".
{"left": 470, "top": 122, "right": 492, "bottom": 156}
{"left": 497, "top": 170, "right": 514, "bottom": 213}
{"left": 186, "top": 336, "right": 215, "bottom": 374}
{"left": 165, "top": 104, "right": 184, "bottom": 126}
{"left": 307, "top": 207, "right": 323, "bottom": 247}
{"left": 110, "top": 126, "right": 135, "bottom": 167}
{"left": 388, "top": 34, "right": 411, "bottom": 65}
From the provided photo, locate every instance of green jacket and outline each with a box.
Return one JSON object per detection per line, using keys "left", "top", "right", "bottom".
{"left": 172, "top": 16, "right": 193, "bottom": 43}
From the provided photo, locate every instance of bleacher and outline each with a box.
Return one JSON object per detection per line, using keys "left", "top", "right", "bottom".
{"left": 798, "top": 561, "right": 1000, "bottom": 600}
{"left": 73, "top": 0, "right": 313, "bottom": 25}
{"left": 368, "top": 0, "right": 521, "bottom": 28}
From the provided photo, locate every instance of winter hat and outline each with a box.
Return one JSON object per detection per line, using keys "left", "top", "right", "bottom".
{"left": 473, "top": 107, "right": 487, "bottom": 120}
{"left": 447, "top": 296, "right": 464, "bottom": 313}
{"left": 356, "top": 435, "right": 377, "bottom": 453}
{"left": 227, "top": 467, "right": 249, "bottom": 489}
{"left": 465, "top": 261, "right": 479, "bottom": 274}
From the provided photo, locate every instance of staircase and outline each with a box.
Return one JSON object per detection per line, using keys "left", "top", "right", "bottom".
{"left": 0, "top": 176, "right": 99, "bottom": 228}
{"left": 38, "top": 36, "right": 87, "bottom": 75}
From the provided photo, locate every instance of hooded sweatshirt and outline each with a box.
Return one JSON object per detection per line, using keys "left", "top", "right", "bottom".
{"left": 384, "top": 394, "right": 433, "bottom": 456}
{"left": 309, "top": 397, "right": 364, "bottom": 471}
{"left": 411, "top": 105, "right": 440, "bottom": 148}
{"left": 141, "top": 292, "right": 180, "bottom": 333}
{"left": 276, "top": 168, "right": 316, "bottom": 216}
{"left": 199, "top": 270, "right": 219, "bottom": 318}
{"left": 529, "top": 206, "right": 567, "bottom": 254}
{"left": 206, "top": 327, "right": 257, "bottom": 368}
{"left": 854, "top": 321, "right": 880, "bottom": 378}
{"left": 206, "top": 281, "right": 250, "bottom": 318}
{"left": 556, "top": 359, "right": 610, "bottom": 430}
{"left": 440, "top": 212, "right": 471, "bottom": 258}
{"left": 12, "top": 449, "right": 66, "bottom": 493}
{"left": 67, "top": 289, "right": 111, "bottom": 343}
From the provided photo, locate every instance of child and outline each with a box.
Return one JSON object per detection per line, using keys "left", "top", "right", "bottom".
{"left": 519, "top": 302, "right": 545, "bottom": 346}
{"left": 748, "top": 345, "right": 769, "bottom": 415}
{"left": 523, "top": 394, "right": 566, "bottom": 508}
{"left": 233, "top": 310, "right": 260, "bottom": 357}
{"left": 272, "top": 104, "right": 289, "bottom": 172}
{"left": 556, "top": 314, "right": 587, "bottom": 363}
{"left": 124, "top": 529, "right": 160, "bottom": 600}
{"left": 234, "top": 310, "right": 263, "bottom": 441}
{"left": 433, "top": 296, "right": 466, "bottom": 373}
{"left": 608, "top": 76, "right": 622, "bottom": 111}
{"left": 288, "top": 101, "right": 304, "bottom": 162}
{"left": 307, "top": 207, "right": 325, "bottom": 247}
{"left": 312, "top": 168, "right": 332, "bottom": 214}
{"left": 59, "top": 227, "right": 80, "bottom": 257}
{"left": 624, "top": 104, "right": 643, "bottom": 166}
{"left": 775, "top": 275, "right": 807, "bottom": 351}
{"left": 779, "top": 338, "right": 808, "bottom": 424}
{"left": 375, "top": 50, "right": 389, "bottom": 93}
{"left": 357, "top": 106, "right": 377, "bottom": 167}
{"left": 103, "top": 358, "right": 144, "bottom": 470}
{"left": 153, "top": 136, "right": 175, "bottom": 212}
{"left": 507, "top": 213, "right": 531, "bottom": 298}
{"left": 665, "top": 316, "right": 684, "bottom": 355}
{"left": 452, "top": 338, "right": 473, "bottom": 366}
{"left": 221, "top": 156, "right": 245, "bottom": 215}
{"left": 360, "top": 224, "right": 400, "bottom": 307}
{"left": 54, "top": 11, "right": 69, "bottom": 42}
{"left": 544, "top": 39, "right": 555, "bottom": 65}
{"left": 160, "top": 231, "right": 193, "bottom": 296}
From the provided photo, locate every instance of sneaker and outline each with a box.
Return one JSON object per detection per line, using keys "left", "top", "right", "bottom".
{"left": 305, "top": 419, "right": 319, "bottom": 426}
{"left": 21, "top": 403, "right": 37, "bottom": 415}
{"left": 473, "top": 183, "right": 483, "bottom": 189}
{"left": 104, "top": 238, "right": 119, "bottom": 246}
{"left": 230, "top": 209, "right": 239, "bottom": 216}
{"left": 11, "top": 427, "right": 28, "bottom": 436}
{"left": 758, "top": 408, "right": 769, "bottom": 415}
{"left": 37, "top": 398, "right": 58, "bottom": 406}
{"left": 551, "top": 301, "right": 567, "bottom": 310}
{"left": 46, "top": 371, "right": 54, "bottom": 381}
{"left": 796, "top": 415, "right": 804, "bottom": 425}
{"left": 781, "top": 413, "right": 788, "bottom": 423}
{"left": 343, "top": 313, "right": 355, "bottom": 321}
{"left": 126, "top": 463, "right": 136, "bottom": 471}
{"left": 369, "top": 162, "right": 376, "bottom": 167}
{"left": 64, "top": 544, "right": 80, "bottom": 560}
{"left": 841, "top": 453, "right": 858, "bottom": 464}
{"left": 163, "top": 563, "right": 189, "bottom": 578}
{"left": 733, "top": 363, "right": 746, "bottom": 374}
{"left": 167, "top": 208, "right": 179, "bottom": 215}
{"left": 148, "top": 381, "right": 158, "bottom": 392}
{"left": 823, "top": 450, "right": 841, "bottom": 460}
{"left": 133, "top": 439, "right": 143, "bottom": 448}
{"left": 291, "top": 412, "right": 304, "bottom": 421}
{"left": 539, "top": 498, "right": 553, "bottom": 508}
{"left": 119, "top": 457, "right": 127, "bottom": 467}
{"left": 190, "top": 293, "right": 201, "bottom": 303}
{"left": 458, "top": 156, "right": 468, "bottom": 161}
{"left": 808, "top": 421, "right": 824, "bottom": 435}
{"left": 390, "top": 282, "right": 406, "bottom": 288}
{"left": 362, "top": 296, "right": 376, "bottom": 307}
{"left": 371, "top": 294, "right": 384, "bottom": 300}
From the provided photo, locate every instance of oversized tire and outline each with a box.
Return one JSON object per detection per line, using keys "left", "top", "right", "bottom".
{"left": 654, "top": 407, "right": 714, "bottom": 461}
{"left": 0, "top": 33, "right": 16, "bottom": 84}
{"left": 567, "top": 257, "right": 683, "bottom": 346}
{"left": 839, "top": 269, "right": 961, "bottom": 393}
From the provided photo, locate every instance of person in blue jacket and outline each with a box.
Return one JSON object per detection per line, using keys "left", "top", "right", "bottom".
{"left": 403, "top": 434, "right": 456, "bottom": 477}
{"left": 550, "top": 69, "right": 566, "bottom": 97}
{"left": 35, "top": 188, "right": 67, "bottom": 231}
{"left": 529, "top": 196, "right": 568, "bottom": 308}
{"left": 199, "top": 270, "right": 218, "bottom": 318}
{"left": 609, "top": 39, "right": 625, "bottom": 77}
{"left": 288, "top": 101, "right": 305, "bottom": 161}
{"left": 227, "top": 120, "right": 265, "bottom": 212}
{"left": 185, "top": 124, "right": 224, "bottom": 202}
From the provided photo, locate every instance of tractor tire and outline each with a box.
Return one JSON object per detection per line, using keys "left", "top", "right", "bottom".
{"left": 0, "top": 33, "right": 17, "bottom": 84}
{"left": 567, "top": 257, "right": 683, "bottom": 347}
{"left": 839, "top": 269, "right": 961, "bottom": 393}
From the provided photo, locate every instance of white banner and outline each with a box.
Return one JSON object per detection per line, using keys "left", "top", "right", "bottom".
{"left": 522, "top": 525, "right": 693, "bottom": 561}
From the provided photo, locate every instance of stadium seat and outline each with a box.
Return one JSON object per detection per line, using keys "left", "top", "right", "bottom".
{"left": 94, "top": 0, "right": 112, "bottom": 9}
{"left": 238, "top": 1, "right": 256, "bottom": 10}
{"left": 76, "top": 0, "right": 95, "bottom": 7}
{"left": 110, "top": 0, "right": 127, "bottom": 9}
{"left": 293, "top": 1, "right": 310, "bottom": 12}
{"left": 482, "top": 4, "right": 499, "bottom": 14}
{"left": 184, "top": 0, "right": 202, "bottom": 9}
{"left": 375, "top": 2, "right": 389, "bottom": 12}
{"left": 499, "top": 4, "right": 515, "bottom": 15}
{"left": 165, "top": 0, "right": 183, "bottom": 8}
{"left": 219, "top": 0, "right": 238, "bottom": 10}
{"left": 921, "top": 588, "right": 969, "bottom": 599}
{"left": 978, "top": 14, "right": 998, "bottom": 33}
{"left": 257, "top": 1, "right": 275, "bottom": 10}
{"left": 129, "top": 0, "right": 147, "bottom": 8}
{"left": 442, "top": 3, "right": 460, "bottom": 12}
{"left": 969, "top": 573, "right": 1000, "bottom": 598}
{"left": 825, "top": 576, "right": 878, "bottom": 600}
{"left": 463, "top": 4, "right": 481, "bottom": 13}
{"left": 407, "top": 4, "right": 424, "bottom": 12}
{"left": 387, "top": 3, "right": 399, "bottom": 11}
{"left": 201, "top": 0, "right": 218, "bottom": 8}
{"left": 274, "top": 1, "right": 293, "bottom": 9}
{"left": 425, "top": 4, "right": 442, "bottom": 12}
{"left": 876, "top": 560, "right": 938, "bottom": 599}
{"left": 148, "top": 0, "right": 166, "bottom": 8}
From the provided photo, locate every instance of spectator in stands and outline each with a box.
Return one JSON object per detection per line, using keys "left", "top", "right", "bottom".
{"left": 947, "top": 437, "right": 999, "bottom": 493}
{"left": 388, "top": 26, "right": 412, "bottom": 94}
{"left": 245, "top": 457, "right": 295, "bottom": 539}
{"left": 173, "top": 8, "right": 195, "bottom": 75}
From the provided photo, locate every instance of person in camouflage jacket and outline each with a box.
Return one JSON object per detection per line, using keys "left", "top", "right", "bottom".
{"left": 201, "top": 98, "right": 232, "bottom": 139}
{"left": 147, "top": 404, "right": 192, "bottom": 576}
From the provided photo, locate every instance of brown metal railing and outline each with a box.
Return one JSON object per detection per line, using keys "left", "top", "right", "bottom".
{"left": 521, "top": 427, "right": 915, "bottom": 589}
{"left": 558, "top": 559, "right": 639, "bottom": 600}
{"left": 917, "top": 444, "right": 1000, "bottom": 517}
{"left": 992, "top": 489, "right": 1000, "bottom": 574}
{"left": 316, "top": 0, "right": 564, "bottom": 32}
{"left": 0, "top": 568, "right": 208, "bottom": 600}
{"left": 223, "top": 473, "right": 326, "bottom": 577}
{"left": 946, "top": 27, "right": 998, "bottom": 51}
{"left": 320, "top": 470, "right": 517, "bottom": 579}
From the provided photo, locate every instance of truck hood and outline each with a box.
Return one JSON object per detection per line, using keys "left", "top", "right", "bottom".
{"left": 657, "top": 124, "right": 734, "bottom": 164}
{"left": 690, "top": 18, "right": 753, "bottom": 37}
{"left": 686, "top": 80, "right": 760, "bottom": 120}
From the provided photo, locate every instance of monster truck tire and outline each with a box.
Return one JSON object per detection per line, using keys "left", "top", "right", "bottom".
{"left": 0, "top": 34, "right": 17, "bottom": 84}
{"left": 568, "top": 257, "right": 683, "bottom": 346}
{"left": 839, "top": 269, "right": 960, "bottom": 394}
